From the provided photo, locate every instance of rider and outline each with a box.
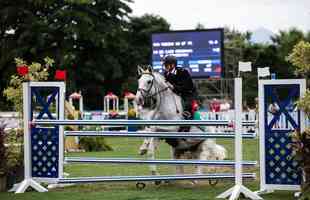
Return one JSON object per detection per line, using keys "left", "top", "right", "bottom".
{"left": 163, "top": 55, "right": 201, "bottom": 150}
{"left": 163, "top": 55, "right": 198, "bottom": 120}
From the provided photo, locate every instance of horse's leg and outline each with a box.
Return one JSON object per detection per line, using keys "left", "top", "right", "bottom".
{"left": 138, "top": 127, "right": 160, "bottom": 176}
{"left": 147, "top": 137, "right": 160, "bottom": 176}
{"left": 196, "top": 146, "right": 211, "bottom": 185}
{"left": 172, "top": 148, "right": 184, "bottom": 175}
{"left": 148, "top": 137, "right": 163, "bottom": 185}
{"left": 139, "top": 138, "right": 150, "bottom": 155}
{"left": 138, "top": 127, "right": 153, "bottom": 155}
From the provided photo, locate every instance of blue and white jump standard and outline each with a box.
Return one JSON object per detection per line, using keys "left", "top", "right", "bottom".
{"left": 258, "top": 79, "right": 306, "bottom": 194}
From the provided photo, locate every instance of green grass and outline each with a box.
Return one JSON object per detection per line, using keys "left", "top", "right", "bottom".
{"left": 0, "top": 138, "right": 297, "bottom": 200}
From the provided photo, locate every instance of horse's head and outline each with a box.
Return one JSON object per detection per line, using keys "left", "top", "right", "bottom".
{"left": 135, "top": 65, "right": 156, "bottom": 107}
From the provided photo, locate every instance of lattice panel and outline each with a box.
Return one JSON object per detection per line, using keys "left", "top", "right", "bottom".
{"left": 265, "top": 131, "right": 301, "bottom": 185}
{"left": 30, "top": 86, "right": 60, "bottom": 179}
{"left": 31, "top": 127, "right": 59, "bottom": 178}
{"left": 264, "top": 84, "right": 302, "bottom": 186}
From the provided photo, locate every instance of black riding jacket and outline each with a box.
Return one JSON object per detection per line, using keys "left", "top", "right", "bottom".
{"left": 164, "top": 67, "right": 197, "bottom": 99}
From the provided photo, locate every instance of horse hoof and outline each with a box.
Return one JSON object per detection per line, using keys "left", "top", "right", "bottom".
{"left": 136, "top": 182, "right": 146, "bottom": 190}
{"left": 209, "top": 179, "right": 218, "bottom": 186}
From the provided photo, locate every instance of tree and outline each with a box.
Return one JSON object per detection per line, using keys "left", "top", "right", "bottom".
{"left": 287, "top": 41, "right": 310, "bottom": 76}
{"left": 271, "top": 28, "right": 306, "bottom": 78}
{"left": 222, "top": 28, "right": 259, "bottom": 105}
{"left": 118, "top": 14, "right": 170, "bottom": 93}
{"left": 0, "top": 0, "right": 133, "bottom": 110}
{"left": 223, "top": 27, "right": 252, "bottom": 78}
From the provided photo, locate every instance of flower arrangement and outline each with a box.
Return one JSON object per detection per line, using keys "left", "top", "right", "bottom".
{"left": 2, "top": 57, "right": 60, "bottom": 190}
{"left": 3, "top": 57, "right": 55, "bottom": 116}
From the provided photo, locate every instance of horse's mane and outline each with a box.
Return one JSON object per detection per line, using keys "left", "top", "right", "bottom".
{"left": 152, "top": 71, "right": 168, "bottom": 87}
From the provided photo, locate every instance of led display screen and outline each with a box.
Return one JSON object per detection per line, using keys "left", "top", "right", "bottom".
{"left": 152, "top": 29, "right": 224, "bottom": 78}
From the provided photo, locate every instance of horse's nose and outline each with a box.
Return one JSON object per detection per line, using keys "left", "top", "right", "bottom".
{"left": 135, "top": 94, "right": 144, "bottom": 106}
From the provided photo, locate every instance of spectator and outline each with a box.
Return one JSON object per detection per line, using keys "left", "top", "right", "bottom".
{"left": 210, "top": 98, "right": 221, "bottom": 112}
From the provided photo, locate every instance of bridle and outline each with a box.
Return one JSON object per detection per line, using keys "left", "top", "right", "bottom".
{"left": 137, "top": 72, "right": 179, "bottom": 114}
{"left": 137, "top": 72, "right": 169, "bottom": 110}
{"left": 137, "top": 73, "right": 155, "bottom": 97}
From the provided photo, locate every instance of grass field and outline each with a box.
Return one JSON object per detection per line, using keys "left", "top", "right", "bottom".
{"left": 0, "top": 137, "right": 297, "bottom": 200}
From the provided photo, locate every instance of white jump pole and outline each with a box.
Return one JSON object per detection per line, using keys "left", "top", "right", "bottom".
{"left": 217, "top": 78, "right": 262, "bottom": 200}
{"left": 79, "top": 91, "right": 83, "bottom": 114}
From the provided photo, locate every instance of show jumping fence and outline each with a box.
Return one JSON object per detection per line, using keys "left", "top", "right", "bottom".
{"left": 14, "top": 79, "right": 266, "bottom": 200}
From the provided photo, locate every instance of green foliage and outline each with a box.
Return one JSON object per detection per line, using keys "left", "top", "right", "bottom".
{"left": 0, "top": 0, "right": 134, "bottom": 110}
{"left": 224, "top": 27, "right": 310, "bottom": 105}
{"left": 287, "top": 41, "right": 310, "bottom": 75}
{"left": 287, "top": 38, "right": 310, "bottom": 142}
{"left": 291, "top": 128, "right": 310, "bottom": 200}
{"left": 0, "top": 0, "right": 309, "bottom": 111}
{"left": 224, "top": 27, "right": 252, "bottom": 78}
{"left": 0, "top": 123, "right": 23, "bottom": 177}
{"left": 296, "top": 90, "right": 310, "bottom": 119}
{"left": 3, "top": 57, "right": 54, "bottom": 115}
{"left": 77, "top": 126, "right": 113, "bottom": 151}
{"left": 223, "top": 28, "right": 262, "bottom": 106}
{"left": 118, "top": 14, "right": 170, "bottom": 94}
{"left": 271, "top": 28, "right": 306, "bottom": 78}
{"left": 287, "top": 37, "right": 310, "bottom": 200}
{"left": 79, "top": 137, "right": 113, "bottom": 152}
{"left": 0, "top": 124, "right": 6, "bottom": 176}
{"left": 5, "top": 128, "right": 23, "bottom": 175}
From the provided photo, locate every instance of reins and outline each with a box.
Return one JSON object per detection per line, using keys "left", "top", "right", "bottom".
{"left": 138, "top": 72, "right": 179, "bottom": 114}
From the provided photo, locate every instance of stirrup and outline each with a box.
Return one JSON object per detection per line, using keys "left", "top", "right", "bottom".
{"left": 182, "top": 111, "right": 192, "bottom": 120}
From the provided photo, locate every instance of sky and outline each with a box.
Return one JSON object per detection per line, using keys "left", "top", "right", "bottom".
{"left": 130, "top": 0, "right": 310, "bottom": 33}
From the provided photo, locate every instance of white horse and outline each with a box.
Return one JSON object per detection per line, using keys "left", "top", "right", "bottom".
{"left": 135, "top": 65, "right": 227, "bottom": 180}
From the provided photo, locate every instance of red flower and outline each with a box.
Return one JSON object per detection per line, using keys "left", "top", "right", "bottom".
{"left": 17, "top": 65, "right": 29, "bottom": 76}
{"left": 55, "top": 70, "right": 67, "bottom": 81}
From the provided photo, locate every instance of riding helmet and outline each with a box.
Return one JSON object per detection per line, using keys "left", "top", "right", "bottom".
{"left": 163, "top": 55, "right": 177, "bottom": 66}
